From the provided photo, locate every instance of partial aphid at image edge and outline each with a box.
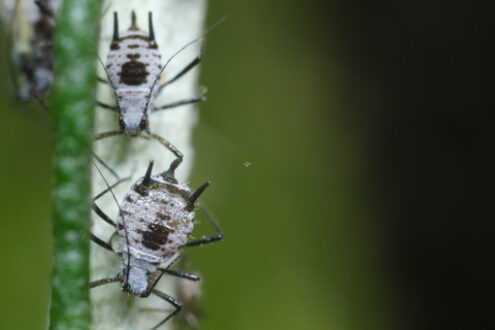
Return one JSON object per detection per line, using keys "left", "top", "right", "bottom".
{"left": 0, "top": 0, "right": 63, "bottom": 102}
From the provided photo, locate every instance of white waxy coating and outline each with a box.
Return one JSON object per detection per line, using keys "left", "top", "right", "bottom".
{"left": 119, "top": 254, "right": 159, "bottom": 296}
{"left": 118, "top": 174, "right": 195, "bottom": 264}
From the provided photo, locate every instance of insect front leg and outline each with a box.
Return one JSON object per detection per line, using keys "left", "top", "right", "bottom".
{"left": 96, "top": 100, "right": 117, "bottom": 112}
{"left": 91, "top": 233, "right": 115, "bottom": 253}
{"left": 90, "top": 276, "right": 120, "bottom": 289}
{"left": 94, "top": 130, "right": 123, "bottom": 141}
{"left": 97, "top": 76, "right": 109, "bottom": 84}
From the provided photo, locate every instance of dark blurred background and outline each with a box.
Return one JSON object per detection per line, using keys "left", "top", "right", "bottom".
{"left": 0, "top": 1, "right": 492, "bottom": 329}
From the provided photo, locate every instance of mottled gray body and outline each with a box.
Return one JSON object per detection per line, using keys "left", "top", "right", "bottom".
{"left": 118, "top": 174, "right": 194, "bottom": 264}
{"left": 117, "top": 169, "right": 195, "bottom": 295}
{"left": 91, "top": 158, "right": 221, "bottom": 328}
{"left": 106, "top": 13, "right": 162, "bottom": 135}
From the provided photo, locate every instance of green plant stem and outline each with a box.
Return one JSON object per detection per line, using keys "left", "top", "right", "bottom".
{"left": 50, "top": 1, "right": 102, "bottom": 329}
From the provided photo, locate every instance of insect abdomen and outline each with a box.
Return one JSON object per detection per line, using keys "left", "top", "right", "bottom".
{"left": 106, "top": 30, "right": 162, "bottom": 98}
{"left": 118, "top": 181, "right": 195, "bottom": 264}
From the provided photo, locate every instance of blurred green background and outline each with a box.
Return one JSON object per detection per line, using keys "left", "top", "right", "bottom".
{"left": 1, "top": 1, "right": 490, "bottom": 330}
{"left": 0, "top": 1, "right": 389, "bottom": 329}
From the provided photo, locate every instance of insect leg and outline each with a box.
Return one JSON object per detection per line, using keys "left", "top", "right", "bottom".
{"left": 92, "top": 179, "right": 128, "bottom": 228}
{"left": 149, "top": 289, "right": 182, "bottom": 330}
{"left": 94, "top": 130, "right": 123, "bottom": 141}
{"left": 97, "top": 76, "right": 108, "bottom": 84}
{"left": 147, "top": 130, "right": 184, "bottom": 161}
{"left": 159, "top": 268, "right": 200, "bottom": 281}
{"left": 90, "top": 233, "right": 114, "bottom": 253}
{"left": 183, "top": 203, "right": 223, "bottom": 247}
{"left": 158, "top": 52, "right": 203, "bottom": 93}
{"left": 93, "top": 175, "right": 130, "bottom": 201}
{"left": 90, "top": 276, "right": 120, "bottom": 289}
{"left": 96, "top": 100, "right": 117, "bottom": 112}
{"left": 93, "top": 153, "right": 121, "bottom": 180}
{"left": 152, "top": 95, "right": 204, "bottom": 113}
{"left": 92, "top": 203, "right": 117, "bottom": 227}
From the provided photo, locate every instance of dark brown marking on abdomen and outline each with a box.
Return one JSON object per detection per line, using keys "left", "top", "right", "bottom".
{"left": 141, "top": 223, "right": 172, "bottom": 250}
{"left": 119, "top": 60, "right": 149, "bottom": 85}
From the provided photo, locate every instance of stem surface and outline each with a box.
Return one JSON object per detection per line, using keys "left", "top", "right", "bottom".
{"left": 50, "top": 1, "right": 102, "bottom": 329}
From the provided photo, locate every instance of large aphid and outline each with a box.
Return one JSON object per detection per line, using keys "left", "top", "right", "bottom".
{"left": 91, "top": 159, "right": 222, "bottom": 329}
{"left": 106, "top": 11, "right": 161, "bottom": 136}
{"left": 96, "top": 11, "right": 205, "bottom": 161}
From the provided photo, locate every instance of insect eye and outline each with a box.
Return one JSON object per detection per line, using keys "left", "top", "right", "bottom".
{"left": 140, "top": 118, "right": 148, "bottom": 130}
{"left": 119, "top": 275, "right": 125, "bottom": 283}
{"left": 119, "top": 118, "right": 125, "bottom": 130}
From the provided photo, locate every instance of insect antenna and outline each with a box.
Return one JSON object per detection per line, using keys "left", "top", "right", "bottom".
{"left": 144, "top": 16, "right": 227, "bottom": 110}
{"left": 93, "top": 160, "right": 132, "bottom": 288}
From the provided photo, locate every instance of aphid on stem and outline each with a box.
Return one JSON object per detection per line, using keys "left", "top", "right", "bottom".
{"left": 91, "top": 159, "right": 223, "bottom": 329}
{"left": 95, "top": 10, "right": 212, "bottom": 164}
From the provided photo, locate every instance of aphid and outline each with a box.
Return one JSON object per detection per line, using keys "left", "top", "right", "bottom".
{"left": 96, "top": 11, "right": 206, "bottom": 162}
{"left": 91, "top": 159, "right": 223, "bottom": 329}
{"left": 0, "top": 0, "right": 62, "bottom": 102}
